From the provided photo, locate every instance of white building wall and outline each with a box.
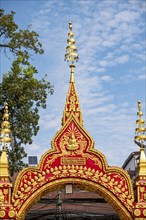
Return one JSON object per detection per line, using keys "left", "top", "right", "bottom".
{"left": 124, "top": 157, "right": 137, "bottom": 171}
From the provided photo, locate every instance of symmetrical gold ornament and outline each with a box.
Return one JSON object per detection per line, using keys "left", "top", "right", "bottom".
{"left": 65, "top": 21, "right": 79, "bottom": 63}
{"left": 62, "top": 22, "right": 83, "bottom": 126}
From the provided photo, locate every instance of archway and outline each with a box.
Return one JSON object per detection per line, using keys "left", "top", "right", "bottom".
{"left": 12, "top": 116, "right": 134, "bottom": 220}
{"left": 24, "top": 180, "right": 129, "bottom": 220}
{"left": 25, "top": 185, "right": 120, "bottom": 220}
{"left": 13, "top": 176, "right": 134, "bottom": 220}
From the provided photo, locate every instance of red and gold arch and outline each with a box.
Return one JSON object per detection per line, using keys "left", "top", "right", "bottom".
{"left": 0, "top": 22, "right": 146, "bottom": 220}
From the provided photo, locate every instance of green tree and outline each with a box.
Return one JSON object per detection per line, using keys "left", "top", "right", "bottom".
{"left": 0, "top": 9, "right": 54, "bottom": 176}
{"left": 0, "top": 9, "right": 43, "bottom": 63}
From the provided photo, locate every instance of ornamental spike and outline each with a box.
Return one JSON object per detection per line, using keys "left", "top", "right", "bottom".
{"left": 0, "top": 103, "right": 12, "bottom": 146}
{"left": 62, "top": 22, "right": 83, "bottom": 126}
{"left": 65, "top": 21, "right": 79, "bottom": 64}
{"left": 134, "top": 100, "right": 146, "bottom": 148}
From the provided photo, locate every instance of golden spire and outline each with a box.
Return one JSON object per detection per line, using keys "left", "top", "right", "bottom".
{"left": 0, "top": 103, "right": 12, "bottom": 146}
{"left": 134, "top": 100, "right": 146, "bottom": 147}
{"left": 0, "top": 146, "right": 9, "bottom": 177}
{"left": 134, "top": 100, "right": 146, "bottom": 176}
{"left": 62, "top": 22, "right": 83, "bottom": 126}
{"left": 138, "top": 147, "right": 146, "bottom": 176}
{"left": 0, "top": 103, "right": 11, "bottom": 177}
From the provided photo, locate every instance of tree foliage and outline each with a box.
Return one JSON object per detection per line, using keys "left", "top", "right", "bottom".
{"left": 0, "top": 9, "right": 54, "bottom": 176}
{"left": 0, "top": 9, "right": 44, "bottom": 64}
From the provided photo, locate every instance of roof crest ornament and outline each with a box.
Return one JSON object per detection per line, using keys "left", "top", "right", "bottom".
{"left": 0, "top": 103, "right": 11, "bottom": 177}
{"left": 134, "top": 100, "right": 146, "bottom": 148}
{"left": 62, "top": 22, "right": 83, "bottom": 126}
{"left": 64, "top": 21, "right": 79, "bottom": 65}
{"left": 0, "top": 103, "right": 12, "bottom": 148}
{"left": 65, "top": 21, "right": 79, "bottom": 83}
{"left": 134, "top": 100, "right": 146, "bottom": 176}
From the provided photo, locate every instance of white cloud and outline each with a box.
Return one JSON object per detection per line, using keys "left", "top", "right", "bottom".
{"left": 100, "top": 75, "right": 113, "bottom": 82}
{"left": 115, "top": 55, "right": 129, "bottom": 64}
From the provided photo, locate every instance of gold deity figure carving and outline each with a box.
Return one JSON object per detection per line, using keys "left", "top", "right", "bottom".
{"left": 67, "top": 133, "right": 78, "bottom": 151}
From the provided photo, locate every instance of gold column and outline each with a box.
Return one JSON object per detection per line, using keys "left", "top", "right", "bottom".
{"left": 133, "top": 101, "right": 146, "bottom": 219}
{"left": 0, "top": 103, "right": 16, "bottom": 219}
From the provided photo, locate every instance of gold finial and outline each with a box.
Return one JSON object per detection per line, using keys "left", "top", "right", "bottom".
{"left": 0, "top": 103, "right": 12, "bottom": 145}
{"left": 62, "top": 22, "right": 83, "bottom": 126}
{"left": 134, "top": 100, "right": 146, "bottom": 147}
{"left": 69, "top": 21, "right": 72, "bottom": 31}
{"left": 65, "top": 21, "right": 79, "bottom": 64}
{"left": 134, "top": 101, "right": 146, "bottom": 176}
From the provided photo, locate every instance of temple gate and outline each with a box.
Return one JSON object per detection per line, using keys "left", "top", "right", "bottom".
{"left": 0, "top": 22, "right": 146, "bottom": 220}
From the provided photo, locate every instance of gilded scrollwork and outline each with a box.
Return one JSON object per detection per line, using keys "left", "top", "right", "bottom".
{"left": 0, "top": 190, "right": 4, "bottom": 205}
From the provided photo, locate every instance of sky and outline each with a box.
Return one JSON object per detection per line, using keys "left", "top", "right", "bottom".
{"left": 1, "top": 0, "right": 146, "bottom": 167}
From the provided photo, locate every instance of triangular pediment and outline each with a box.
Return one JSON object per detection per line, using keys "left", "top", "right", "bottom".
{"left": 52, "top": 114, "right": 94, "bottom": 155}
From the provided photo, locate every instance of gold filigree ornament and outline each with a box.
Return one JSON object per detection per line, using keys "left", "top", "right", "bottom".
{"left": 0, "top": 189, "right": 4, "bottom": 204}
{"left": 143, "top": 209, "right": 146, "bottom": 216}
{"left": 3, "top": 189, "right": 8, "bottom": 195}
{"left": 143, "top": 192, "right": 146, "bottom": 201}
{"left": 0, "top": 210, "right": 5, "bottom": 218}
{"left": 134, "top": 209, "right": 141, "bottom": 217}
{"left": 8, "top": 210, "right": 15, "bottom": 218}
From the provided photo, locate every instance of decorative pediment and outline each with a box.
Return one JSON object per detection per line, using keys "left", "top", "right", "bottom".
{"left": 52, "top": 114, "right": 94, "bottom": 154}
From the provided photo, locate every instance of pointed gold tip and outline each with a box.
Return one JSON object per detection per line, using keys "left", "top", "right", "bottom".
{"left": 65, "top": 22, "right": 79, "bottom": 64}
{"left": 62, "top": 22, "right": 83, "bottom": 126}
{"left": 134, "top": 100, "right": 146, "bottom": 147}
{"left": 138, "top": 100, "right": 141, "bottom": 112}
{"left": 69, "top": 21, "right": 72, "bottom": 31}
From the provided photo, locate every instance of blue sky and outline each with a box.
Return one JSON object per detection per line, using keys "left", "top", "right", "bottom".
{"left": 1, "top": 0, "right": 146, "bottom": 166}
